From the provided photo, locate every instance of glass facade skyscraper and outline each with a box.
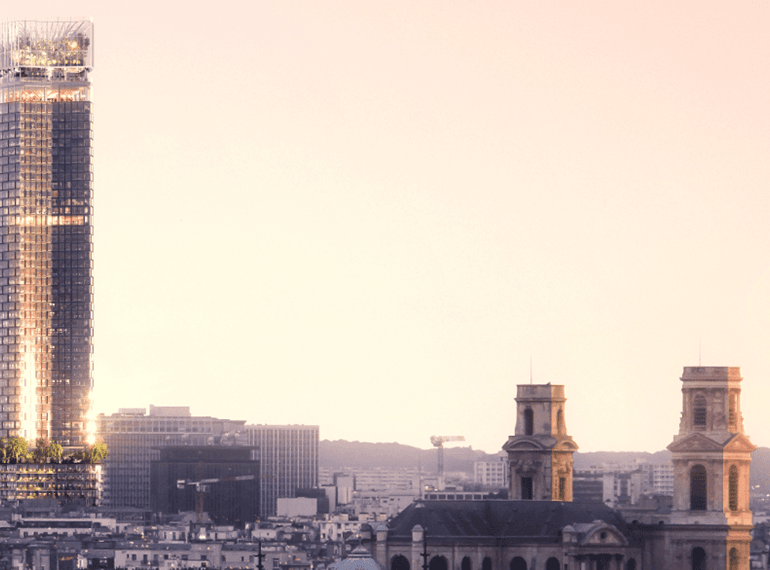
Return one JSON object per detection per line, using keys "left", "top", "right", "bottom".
{"left": 0, "top": 20, "right": 94, "bottom": 446}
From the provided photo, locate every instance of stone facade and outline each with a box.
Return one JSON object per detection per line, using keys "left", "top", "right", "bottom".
{"left": 374, "top": 367, "right": 756, "bottom": 570}
{"left": 502, "top": 384, "right": 578, "bottom": 501}
{"left": 662, "top": 366, "right": 755, "bottom": 569}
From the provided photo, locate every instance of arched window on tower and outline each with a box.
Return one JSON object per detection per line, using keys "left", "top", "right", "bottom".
{"left": 690, "top": 464, "right": 707, "bottom": 510}
{"left": 691, "top": 547, "right": 707, "bottom": 570}
{"left": 728, "top": 394, "right": 737, "bottom": 431}
{"left": 693, "top": 395, "right": 707, "bottom": 429}
{"left": 556, "top": 408, "right": 565, "bottom": 434}
{"left": 728, "top": 547, "right": 739, "bottom": 570}
{"left": 523, "top": 408, "right": 534, "bottom": 436}
{"left": 729, "top": 465, "right": 739, "bottom": 511}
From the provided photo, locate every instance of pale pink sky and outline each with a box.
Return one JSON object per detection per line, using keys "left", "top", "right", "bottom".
{"left": 6, "top": 2, "right": 769, "bottom": 453}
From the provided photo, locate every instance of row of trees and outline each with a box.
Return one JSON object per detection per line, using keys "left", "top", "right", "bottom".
{"left": 0, "top": 437, "right": 108, "bottom": 464}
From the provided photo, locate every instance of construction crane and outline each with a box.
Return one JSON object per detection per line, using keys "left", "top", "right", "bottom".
{"left": 430, "top": 435, "right": 465, "bottom": 491}
{"left": 176, "top": 474, "right": 256, "bottom": 525}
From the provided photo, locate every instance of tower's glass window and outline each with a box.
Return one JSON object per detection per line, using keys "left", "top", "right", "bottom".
{"left": 690, "top": 464, "right": 707, "bottom": 510}
{"left": 558, "top": 477, "right": 566, "bottom": 501}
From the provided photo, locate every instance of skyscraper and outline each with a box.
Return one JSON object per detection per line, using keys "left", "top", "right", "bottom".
{"left": 0, "top": 20, "right": 94, "bottom": 446}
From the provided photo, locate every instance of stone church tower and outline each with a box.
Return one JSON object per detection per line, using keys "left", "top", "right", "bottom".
{"left": 503, "top": 384, "right": 578, "bottom": 501}
{"left": 664, "top": 366, "right": 756, "bottom": 569}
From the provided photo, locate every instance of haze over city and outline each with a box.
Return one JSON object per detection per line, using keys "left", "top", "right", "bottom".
{"left": 5, "top": 2, "right": 768, "bottom": 455}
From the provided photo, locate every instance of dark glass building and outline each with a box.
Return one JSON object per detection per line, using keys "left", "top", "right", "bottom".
{"left": 0, "top": 20, "right": 94, "bottom": 446}
{"left": 151, "top": 446, "right": 260, "bottom": 526}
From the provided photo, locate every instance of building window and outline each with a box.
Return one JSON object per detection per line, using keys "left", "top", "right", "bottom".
{"left": 523, "top": 408, "right": 534, "bottom": 436}
{"left": 558, "top": 477, "right": 566, "bottom": 501}
{"left": 556, "top": 408, "right": 564, "bottom": 434}
{"left": 729, "top": 465, "right": 739, "bottom": 511}
{"left": 728, "top": 394, "right": 737, "bottom": 430}
{"left": 521, "top": 477, "right": 533, "bottom": 500}
{"left": 461, "top": 557, "right": 471, "bottom": 570}
{"left": 728, "top": 547, "right": 738, "bottom": 570}
{"left": 693, "top": 395, "right": 707, "bottom": 429}
{"left": 429, "top": 557, "right": 448, "bottom": 570}
{"left": 546, "top": 559, "right": 560, "bottom": 570}
{"left": 482, "top": 558, "right": 492, "bottom": 570}
{"left": 691, "top": 547, "right": 707, "bottom": 570}
{"left": 510, "top": 558, "right": 527, "bottom": 570}
{"left": 690, "top": 464, "right": 707, "bottom": 510}
{"left": 391, "top": 555, "right": 410, "bottom": 570}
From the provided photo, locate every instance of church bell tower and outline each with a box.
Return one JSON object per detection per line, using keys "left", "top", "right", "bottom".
{"left": 666, "top": 366, "right": 755, "bottom": 568}
{"left": 503, "top": 384, "right": 578, "bottom": 501}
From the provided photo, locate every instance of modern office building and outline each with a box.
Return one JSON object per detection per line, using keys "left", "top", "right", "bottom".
{"left": 244, "top": 425, "right": 319, "bottom": 518}
{"left": 97, "top": 406, "right": 248, "bottom": 508}
{"left": 0, "top": 20, "right": 94, "bottom": 446}
{"left": 98, "top": 409, "right": 319, "bottom": 518}
{"left": 150, "top": 446, "right": 259, "bottom": 525}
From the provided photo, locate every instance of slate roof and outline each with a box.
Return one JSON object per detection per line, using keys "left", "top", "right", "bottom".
{"left": 387, "top": 501, "right": 631, "bottom": 545}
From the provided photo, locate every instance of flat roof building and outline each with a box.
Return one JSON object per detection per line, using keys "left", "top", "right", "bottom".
{"left": 97, "top": 406, "right": 248, "bottom": 508}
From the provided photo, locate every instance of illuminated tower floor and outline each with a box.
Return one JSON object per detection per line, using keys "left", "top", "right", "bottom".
{"left": 0, "top": 20, "right": 94, "bottom": 446}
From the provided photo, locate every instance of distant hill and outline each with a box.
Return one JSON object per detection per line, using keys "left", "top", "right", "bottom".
{"left": 319, "top": 440, "right": 676, "bottom": 474}
{"left": 320, "top": 440, "right": 770, "bottom": 493}
{"left": 319, "top": 440, "right": 494, "bottom": 474}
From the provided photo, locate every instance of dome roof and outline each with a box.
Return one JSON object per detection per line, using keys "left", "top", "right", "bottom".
{"left": 328, "top": 545, "right": 387, "bottom": 570}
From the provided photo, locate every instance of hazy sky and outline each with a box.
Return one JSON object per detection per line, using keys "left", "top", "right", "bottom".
{"left": 6, "top": 2, "right": 769, "bottom": 454}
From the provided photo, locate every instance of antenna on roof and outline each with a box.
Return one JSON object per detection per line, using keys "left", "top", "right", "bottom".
{"left": 530, "top": 356, "right": 533, "bottom": 384}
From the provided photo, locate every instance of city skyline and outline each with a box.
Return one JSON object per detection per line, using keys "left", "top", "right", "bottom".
{"left": 3, "top": 3, "right": 768, "bottom": 455}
